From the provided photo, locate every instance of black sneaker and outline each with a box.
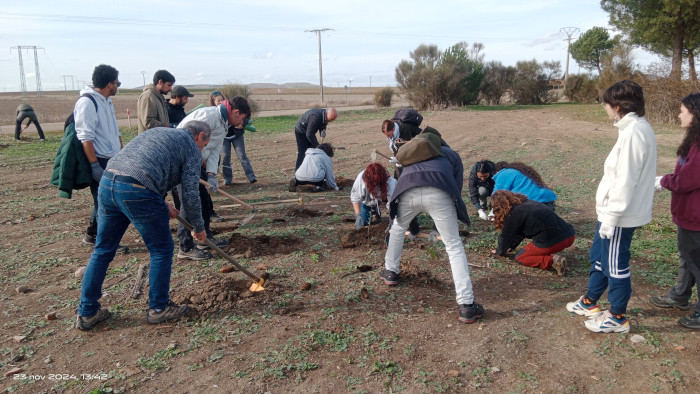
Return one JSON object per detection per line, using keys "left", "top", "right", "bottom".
{"left": 196, "top": 236, "right": 230, "bottom": 250}
{"left": 83, "top": 235, "right": 128, "bottom": 254}
{"left": 313, "top": 186, "right": 324, "bottom": 192}
{"left": 678, "top": 312, "right": 700, "bottom": 329}
{"left": 75, "top": 308, "right": 112, "bottom": 331}
{"left": 459, "top": 303, "right": 484, "bottom": 323}
{"left": 288, "top": 178, "right": 297, "bottom": 192}
{"left": 210, "top": 211, "right": 226, "bottom": 223}
{"left": 249, "top": 179, "right": 258, "bottom": 184}
{"left": 650, "top": 295, "right": 691, "bottom": 310}
{"left": 177, "top": 248, "right": 212, "bottom": 260}
{"left": 146, "top": 301, "right": 189, "bottom": 324}
{"left": 379, "top": 269, "right": 399, "bottom": 285}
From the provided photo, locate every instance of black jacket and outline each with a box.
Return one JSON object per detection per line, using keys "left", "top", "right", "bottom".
{"left": 294, "top": 108, "right": 328, "bottom": 147}
{"left": 497, "top": 200, "right": 575, "bottom": 255}
{"left": 166, "top": 102, "right": 187, "bottom": 125}
{"left": 468, "top": 162, "right": 495, "bottom": 210}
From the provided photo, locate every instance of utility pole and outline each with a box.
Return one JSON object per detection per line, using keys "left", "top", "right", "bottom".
{"left": 560, "top": 27, "right": 579, "bottom": 87}
{"left": 305, "top": 28, "right": 333, "bottom": 105}
{"left": 11, "top": 45, "right": 43, "bottom": 96}
{"left": 62, "top": 75, "right": 71, "bottom": 95}
{"left": 369, "top": 76, "right": 372, "bottom": 88}
{"left": 141, "top": 71, "right": 147, "bottom": 87}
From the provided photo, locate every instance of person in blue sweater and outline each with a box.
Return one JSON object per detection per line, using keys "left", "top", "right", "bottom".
{"left": 76, "top": 121, "right": 211, "bottom": 331}
{"left": 492, "top": 161, "right": 557, "bottom": 210}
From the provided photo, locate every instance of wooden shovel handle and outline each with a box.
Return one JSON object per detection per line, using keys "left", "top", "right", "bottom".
{"left": 200, "top": 179, "right": 256, "bottom": 211}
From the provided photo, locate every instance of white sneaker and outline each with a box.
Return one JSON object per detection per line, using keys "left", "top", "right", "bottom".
{"left": 566, "top": 296, "right": 603, "bottom": 318}
{"left": 583, "top": 310, "right": 630, "bottom": 333}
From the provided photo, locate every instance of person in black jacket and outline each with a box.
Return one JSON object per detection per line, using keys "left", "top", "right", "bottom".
{"left": 15, "top": 103, "right": 45, "bottom": 140}
{"left": 293, "top": 108, "right": 337, "bottom": 170}
{"left": 166, "top": 85, "right": 194, "bottom": 126}
{"left": 468, "top": 160, "right": 495, "bottom": 220}
{"left": 490, "top": 190, "right": 575, "bottom": 275}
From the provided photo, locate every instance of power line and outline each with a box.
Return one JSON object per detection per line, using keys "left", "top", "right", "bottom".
{"left": 10, "top": 45, "right": 44, "bottom": 96}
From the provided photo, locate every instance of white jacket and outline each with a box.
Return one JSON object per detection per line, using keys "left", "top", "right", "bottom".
{"left": 179, "top": 105, "right": 228, "bottom": 174}
{"left": 350, "top": 169, "right": 396, "bottom": 208}
{"left": 295, "top": 148, "right": 339, "bottom": 190}
{"left": 596, "top": 112, "right": 657, "bottom": 227}
{"left": 74, "top": 86, "right": 121, "bottom": 159}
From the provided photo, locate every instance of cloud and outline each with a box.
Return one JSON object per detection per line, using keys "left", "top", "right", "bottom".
{"left": 528, "top": 32, "right": 562, "bottom": 47}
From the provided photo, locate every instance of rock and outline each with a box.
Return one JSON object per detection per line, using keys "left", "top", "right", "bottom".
{"left": 12, "top": 335, "right": 26, "bottom": 343}
{"left": 447, "top": 369, "right": 459, "bottom": 377}
{"left": 300, "top": 282, "right": 312, "bottom": 291}
{"left": 674, "top": 345, "right": 686, "bottom": 351}
{"left": 256, "top": 264, "right": 269, "bottom": 270}
{"left": 630, "top": 334, "right": 645, "bottom": 344}
{"left": 75, "top": 266, "right": 86, "bottom": 278}
{"left": 219, "top": 266, "right": 237, "bottom": 273}
{"left": 15, "top": 285, "right": 30, "bottom": 294}
{"left": 491, "top": 367, "right": 500, "bottom": 373}
{"left": 45, "top": 312, "right": 57, "bottom": 321}
{"left": 5, "top": 367, "right": 23, "bottom": 377}
{"left": 44, "top": 357, "right": 52, "bottom": 364}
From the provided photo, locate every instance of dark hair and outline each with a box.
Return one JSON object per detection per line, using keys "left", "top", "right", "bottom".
{"left": 363, "top": 163, "right": 391, "bottom": 201}
{"left": 318, "top": 143, "right": 334, "bottom": 158}
{"left": 494, "top": 161, "right": 548, "bottom": 188}
{"left": 475, "top": 159, "right": 495, "bottom": 174}
{"left": 229, "top": 96, "right": 251, "bottom": 117}
{"left": 92, "top": 64, "right": 119, "bottom": 89}
{"left": 678, "top": 93, "right": 700, "bottom": 158}
{"left": 491, "top": 190, "right": 528, "bottom": 230}
{"left": 382, "top": 119, "right": 394, "bottom": 132}
{"left": 153, "top": 70, "right": 175, "bottom": 85}
{"left": 602, "top": 80, "right": 645, "bottom": 117}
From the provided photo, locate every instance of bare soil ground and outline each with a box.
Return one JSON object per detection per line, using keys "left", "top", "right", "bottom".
{"left": 1, "top": 105, "right": 698, "bottom": 393}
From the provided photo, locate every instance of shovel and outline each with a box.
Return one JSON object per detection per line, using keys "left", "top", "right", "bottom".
{"left": 370, "top": 149, "right": 392, "bottom": 162}
{"left": 176, "top": 215, "right": 266, "bottom": 292}
{"left": 200, "top": 179, "right": 257, "bottom": 226}
{"left": 220, "top": 197, "right": 303, "bottom": 209}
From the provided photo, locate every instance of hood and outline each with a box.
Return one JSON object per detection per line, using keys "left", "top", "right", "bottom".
{"left": 305, "top": 148, "right": 324, "bottom": 156}
{"left": 79, "top": 86, "right": 101, "bottom": 97}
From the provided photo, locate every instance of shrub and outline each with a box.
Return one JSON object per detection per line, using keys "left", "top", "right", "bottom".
{"left": 564, "top": 74, "right": 599, "bottom": 103}
{"left": 635, "top": 64, "right": 700, "bottom": 123}
{"left": 511, "top": 59, "right": 561, "bottom": 105}
{"left": 374, "top": 87, "right": 394, "bottom": 107}
{"left": 220, "top": 83, "right": 260, "bottom": 115}
{"left": 480, "top": 61, "right": 516, "bottom": 105}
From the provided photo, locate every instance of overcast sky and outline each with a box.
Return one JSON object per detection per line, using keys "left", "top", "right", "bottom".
{"left": 0, "top": 0, "right": 661, "bottom": 92}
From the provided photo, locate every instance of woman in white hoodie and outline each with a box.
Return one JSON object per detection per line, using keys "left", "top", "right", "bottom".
{"left": 566, "top": 80, "right": 657, "bottom": 334}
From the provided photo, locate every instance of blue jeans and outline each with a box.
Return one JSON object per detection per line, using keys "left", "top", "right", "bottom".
{"left": 222, "top": 136, "right": 256, "bottom": 183}
{"left": 87, "top": 157, "right": 111, "bottom": 237}
{"left": 585, "top": 221, "right": 636, "bottom": 315}
{"left": 78, "top": 172, "right": 174, "bottom": 316}
{"left": 360, "top": 203, "right": 380, "bottom": 226}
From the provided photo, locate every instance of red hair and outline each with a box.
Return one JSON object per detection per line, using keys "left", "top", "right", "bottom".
{"left": 363, "top": 163, "right": 390, "bottom": 200}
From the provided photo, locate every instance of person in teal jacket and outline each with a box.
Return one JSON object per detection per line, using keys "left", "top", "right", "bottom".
{"left": 492, "top": 161, "right": 557, "bottom": 210}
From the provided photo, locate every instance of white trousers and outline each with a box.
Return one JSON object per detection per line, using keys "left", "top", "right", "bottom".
{"left": 384, "top": 186, "right": 474, "bottom": 305}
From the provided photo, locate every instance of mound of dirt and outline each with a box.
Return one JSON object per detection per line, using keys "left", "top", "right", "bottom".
{"left": 225, "top": 233, "right": 301, "bottom": 257}
{"left": 335, "top": 176, "right": 355, "bottom": 189}
{"left": 286, "top": 208, "right": 332, "bottom": 218}
{"left": 173, "top": 276, "right": 282, "bottom": 314}
{"left": 340, "top": 224, "right": 388, "bottom": 248}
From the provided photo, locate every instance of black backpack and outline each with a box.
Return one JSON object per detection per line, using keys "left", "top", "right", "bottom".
{"left": 392, "top": 108, "right": 423, "bottom": 127}
{"left": 64, "top": 94, "right": 98, "bottom": 131}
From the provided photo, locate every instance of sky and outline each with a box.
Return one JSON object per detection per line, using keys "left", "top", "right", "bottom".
{"left": 0, "top": 0, "right": 661, "bottom": 92}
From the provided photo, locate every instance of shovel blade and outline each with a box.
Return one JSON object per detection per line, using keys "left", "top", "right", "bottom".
{"left": 249, "top": 279, "right": 265, "bottom": 292}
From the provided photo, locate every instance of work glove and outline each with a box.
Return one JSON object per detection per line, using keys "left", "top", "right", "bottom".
{"left": 599, "top": 223, "right": 616, "bottom": 239}
{"left": 206, "top": 174, "right": 219, "bottom": 193}
{"left": 478, "top": 209, "right": 488, "bottom": 221}
{"left": 487, "top": 209, "right": 494, "bottom": 221}
{"left": 319, "top": 130, "right": 327, "bottom": 139}
{"left": 389, "top": 156, "right": 398, "bottom": 164}
{"left": 355, "top": 213, "right": 363, "bottom": 230}
{"left": 90, "top": 162, "right": 104, "bottom": 183}
{"left": 655, "top": 175, "right": 665, "bottom": 192}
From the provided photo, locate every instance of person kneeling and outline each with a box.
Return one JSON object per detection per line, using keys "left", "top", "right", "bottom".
{"left": 490, "top": 190, "right": 575, "bottom": 275}
{"left": 289, "top": 143, "right": 339, "bottom": 192}
{"left": 350, "top": 163, "right": 396, "bottom": 229}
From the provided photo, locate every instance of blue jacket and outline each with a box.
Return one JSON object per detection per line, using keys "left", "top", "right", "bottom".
{"left": 493, "top": 168, "right": 557, "bottom": 203}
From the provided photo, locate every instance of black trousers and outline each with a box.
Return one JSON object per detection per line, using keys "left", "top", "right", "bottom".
{"left": 174, "top": 168, "right": 213, "bottom": 251}
{"left": 15, "top": 110, "right": 45, "bottom": 140}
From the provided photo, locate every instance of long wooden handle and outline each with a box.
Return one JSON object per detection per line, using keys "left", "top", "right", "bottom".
{"left": 220, "top": 198, "right": 302, "bottom": 209}
{"left": 200, "top": 179, "right": 256, "bottom": 211}
{"left": 373, "top": 149, "right": 391, "bottom": 160}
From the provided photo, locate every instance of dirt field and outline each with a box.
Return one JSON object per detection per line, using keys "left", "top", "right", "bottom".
{"left": 1, "top": 105, "right": 699, "bottom": 392}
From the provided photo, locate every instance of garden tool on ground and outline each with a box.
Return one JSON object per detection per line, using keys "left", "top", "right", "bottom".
{"left": 200, "top": 179, "right": 257, "bottom": 226}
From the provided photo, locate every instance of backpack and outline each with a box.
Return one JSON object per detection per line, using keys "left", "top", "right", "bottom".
{"left": 64, "top": 93, "right": 98, "bottom": 131}
{"left": 392, "top": 108, "right": 423, "bottom": 127}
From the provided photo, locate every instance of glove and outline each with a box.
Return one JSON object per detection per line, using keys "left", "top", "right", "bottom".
{"left": 599, "top": 223, "right": 616, "bottom": 239}
{"left": 355, "top": 213, "right": 363, "bottom": 230}
{"left": 478, "top": 209, "right": 488, "bottom": 220}
{"left": 655, "top": 175, "right": 665, "bottom": 192}
{"left": 488, "top": 209, "right": 494, "bottom": 221}
{"left": 389, "top": 156, "right": 398, "bottom": 164}
{"left": 90, "top": 162, "right": 104, "bottom": 182}
{"left": 428, "top": 231, "right": 440, "bottom": 243}
{"left": 206, "top": 174, "right": 219, "bottom": 193}
{"left": 320, "top": 130, "right": 327, "bottom": 138}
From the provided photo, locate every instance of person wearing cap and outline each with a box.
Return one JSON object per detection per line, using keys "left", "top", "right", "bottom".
{"left": 171, "top": 96, "right": 251, "bottom": 260}
{"left": 293, "top": 108, "right": 338, "bottom": 170}
{"left": 167, "top": 85, "right": 194, "bottom": 126}
{"left": 137, "top": 70, "right": 175, "bottom": 134}
{"left": 15, "top": 103, "right": 46, "bottom": 141}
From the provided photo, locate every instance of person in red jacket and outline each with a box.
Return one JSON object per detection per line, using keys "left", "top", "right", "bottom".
{"left": 650, "top": 93, "right": 700, "bottom": 330}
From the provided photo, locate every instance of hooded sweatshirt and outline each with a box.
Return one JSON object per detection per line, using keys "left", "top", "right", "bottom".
{"left": 74, "top": 86, "right": 121, "bottom": 159}
{"left": 295, "top": 148, "right": 339, "bottom": 190}
{"left": 179, "top": 105, "right": 229, "bottom": 175}
{"left": 137, "top": 84, "right": 170, "bottom": 133}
